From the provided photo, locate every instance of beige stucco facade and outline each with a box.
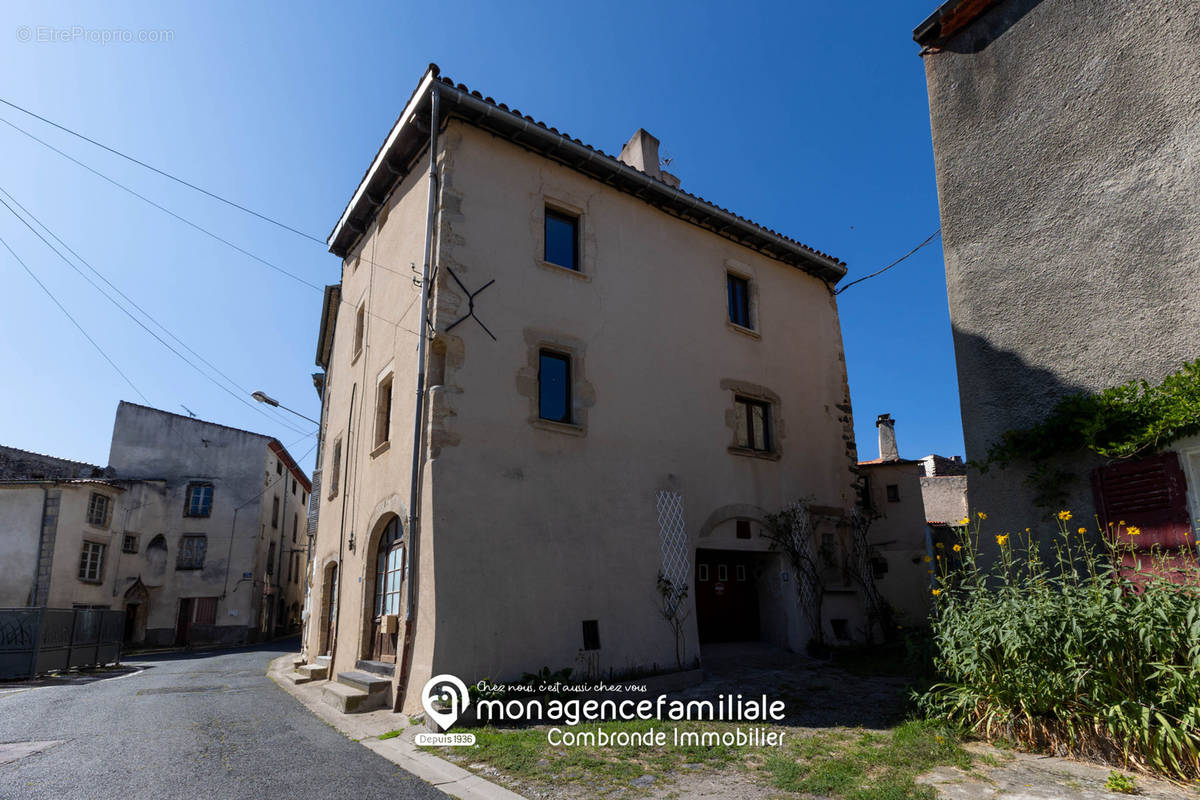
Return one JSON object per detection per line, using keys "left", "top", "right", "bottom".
{"left": 305, "top": 68, "right": 865, "bottom": 714}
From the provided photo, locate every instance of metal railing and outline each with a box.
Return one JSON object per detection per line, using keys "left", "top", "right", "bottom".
{"left": 0, "top": 607, "right": 123, "bottom": 679}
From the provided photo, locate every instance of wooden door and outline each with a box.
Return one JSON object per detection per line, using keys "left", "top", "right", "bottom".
{"left": 174, "top": 598, "right": 194, "bottom": 645}
{"left": 696, "top": 550, "right": 761, "bottom": 643}
{"left": 370, "top": 519, "right": 404, "bottom": 662}
{"left": 124, "top": 604, "right": 139, "bottom": 643}
{"left": 324, "top": 563, "right": 338, "bottom": 656}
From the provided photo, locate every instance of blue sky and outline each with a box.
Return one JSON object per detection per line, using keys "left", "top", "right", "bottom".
{"left": 0, "top": 0, "right": 959, "bottom": 473}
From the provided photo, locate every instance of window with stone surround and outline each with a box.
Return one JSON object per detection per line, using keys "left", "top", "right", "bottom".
{"left": 79, "top": 541, "right": 105, "bottom": 582}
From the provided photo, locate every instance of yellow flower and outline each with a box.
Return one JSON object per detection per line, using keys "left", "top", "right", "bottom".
{"left": 996, "top": 534, "right": 1010, "bottom": 546}
{"left": 1077, "top": 527, "right": 1087, "bottom": 534}
{"left": 958, "top": 517, "right": 970, "bottom": 526}
{"left": 1127, "top": 526, "right": 1142, "bottom": 536}
{"left": 1058, "top": 510, "right": 1072, "bottom": 521}
{"left": 923, "top": 555, "right": 933, "bottom": 563}
{"left": 1119, "top": 520, "right": 1126, "bottom": 526}
{"left": 953, "top": 544, "right": 962, "bottom": 552}
{"left": 977, "top": 512, "right": 987, "bottom": 520}
{"left": 932, "top": 588, "right": 942, "bottom": 596}
{"left": 936, "top": 542, "right": 945, "bottom": 550}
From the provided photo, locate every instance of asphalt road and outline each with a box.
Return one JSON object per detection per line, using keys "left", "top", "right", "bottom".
{"left": 0, "top": 639, "right": 447, "bottom": 800}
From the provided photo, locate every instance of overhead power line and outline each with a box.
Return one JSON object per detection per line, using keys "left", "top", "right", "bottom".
{"left": 0, "top": 186, "right": 314, "bottom": 437}
{"left": 835, "top": 228, "right": 942, "bottom": 295}
{"left": 0, "top": 232, "right": 150, "bottom": 403}
{"left": 0, "top": 113, "right": 425, "bottom": 339}
{"left": 0, "top": 96, "right": 327, "bottom": 246}
{"left": 0, "top": 96, "right": 415, "bottom": 280}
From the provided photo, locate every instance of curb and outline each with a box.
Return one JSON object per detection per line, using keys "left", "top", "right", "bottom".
{"left": 267, "top": 654, "right": 527, "bottom": 800}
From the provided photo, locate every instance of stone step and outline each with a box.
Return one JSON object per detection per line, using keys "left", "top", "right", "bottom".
{"left": 316, "top": 655, "right": 331, "bottom": 665}
{"left": 336, "top": 670, "right": 390, "bottom": 695}
{"left": 355, "top": 659, "right": 395, "bottom": 678}
{"left": 321, "top": 680, "right": 386, "bottom": 714}
{"left": 282, "top": 671, "right": 311, "bottom": 685}
{"left": 298, "top": 663, "right": 328, "bottom": 681}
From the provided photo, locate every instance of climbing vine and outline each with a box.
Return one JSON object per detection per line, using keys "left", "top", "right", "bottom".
{"left": 981, "top": 359, "right": 1200, "bottom": 508}
{"left": 763, "top": 501, "right": 826, "bottom": 650}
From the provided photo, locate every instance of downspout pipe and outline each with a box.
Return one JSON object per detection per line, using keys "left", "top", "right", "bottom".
{"left": 399, "top": 86, "right": 439, "bottom": 699}
{"left": 331, "top": 382, "right": 355, "bottom": 665}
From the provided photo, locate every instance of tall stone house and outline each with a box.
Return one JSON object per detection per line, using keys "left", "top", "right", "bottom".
{"left": 0, "top": 402, "right": 311, "bottom": 646}
{"left": 299, "top": 65, "right": 867, "bottom": 714}
{"left": 914, "top": 0, "right": 1200, "bottom": 554}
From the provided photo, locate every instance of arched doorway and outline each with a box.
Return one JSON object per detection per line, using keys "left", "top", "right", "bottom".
{"left": 123, "top": 579, "right": 150, "bottom": 645}
{"left": 368, "top": 516, "right": 405, "bottom": 662}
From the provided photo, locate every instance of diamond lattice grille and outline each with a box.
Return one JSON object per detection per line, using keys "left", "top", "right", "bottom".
{"left": 656, "top": 490, "right": 689, "bottom": 595}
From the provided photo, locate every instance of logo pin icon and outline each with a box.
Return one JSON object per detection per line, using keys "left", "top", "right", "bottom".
{"left": 422, "top": 674, "right": 470, "bottom": 731}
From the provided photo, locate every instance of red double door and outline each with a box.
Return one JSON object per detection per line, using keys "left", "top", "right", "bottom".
{"left": 695, "top": 549, "right": 761, "bottom": 643}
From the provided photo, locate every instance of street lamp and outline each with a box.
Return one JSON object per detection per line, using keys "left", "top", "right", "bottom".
{"left": 251, "top": 391, "right": 320, "bottom": 425}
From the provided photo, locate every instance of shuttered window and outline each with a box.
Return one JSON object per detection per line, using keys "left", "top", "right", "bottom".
{"left": 1091, "top": 452, "right": 1191, "bottom": 550}
{"left": 194, "top": 597, "right": 218, "bottom": 625}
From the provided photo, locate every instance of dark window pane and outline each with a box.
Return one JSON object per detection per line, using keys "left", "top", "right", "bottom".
{"left": 539, "top": 351, "right": 571, "bottom": 423}
{"left": 582, "top": 619, "right": 601, "bottom": 651}
{"left": 733, "top": 396, "right": 771, "bottom": 452}
{"left": 727, "top": 275, "right": 751, "bottom": 328}
{"left": 544, "top": 209, "right": 578, "bottom": 270}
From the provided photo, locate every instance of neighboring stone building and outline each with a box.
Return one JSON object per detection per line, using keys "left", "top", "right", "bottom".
{"left": 858, "top": 415, "right": 966, "bottom": 625}
{"left": 914, "top": 0, "right": 1200, "bottom": 548}
{"left": 300, "top": 64, "right": 867, "bottom": 714}
{"left": 0, "top": 446, "right": 104, "bottom": 481}
{"left": 0, "top": 402, "right": 310, "bottom": 647}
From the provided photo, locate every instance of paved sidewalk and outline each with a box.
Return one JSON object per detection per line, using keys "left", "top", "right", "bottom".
{"left": 267, "top": 654, "right": 527, "bottom": 800}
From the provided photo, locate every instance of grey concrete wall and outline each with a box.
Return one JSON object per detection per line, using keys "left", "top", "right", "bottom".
{"left": 920, "top": 475, "right": 967, "bottom": 525}
{"left": 0, "top": 487, "right": 45, "bottom": 606}
{"left": 922, "top": 0, "right": 1200, "bottom": 542}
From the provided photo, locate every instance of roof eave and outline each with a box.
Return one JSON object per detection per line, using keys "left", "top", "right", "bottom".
{"left": 315, "top": 283, "right": 341, "bottom": 369}
{"left": 913, "top": 0, "right": 1000, "bottom": 46}
{"left": 327, "top": 71, "right": 846, "bottom": 283}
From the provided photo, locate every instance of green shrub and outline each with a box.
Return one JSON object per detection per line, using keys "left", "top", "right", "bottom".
{"left": 1104, "top": 770, "right": 1138, "bottom": 794}
{"left": 917, "top": 513, "right": 1200, "bottom": 781}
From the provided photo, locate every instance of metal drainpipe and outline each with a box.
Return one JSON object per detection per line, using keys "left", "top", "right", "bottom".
{"left": 398, "top": 86, "right": 439, "bottom": 698}
{"left": 330, "top": 382, "right": 355, "bottom": 666}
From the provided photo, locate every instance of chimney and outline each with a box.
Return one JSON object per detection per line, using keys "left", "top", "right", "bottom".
{"left": 876, "top": 414, "right": 898, "bottom": 461}
{"left": 618, "top": 129, "right": 661, "bottom": 180}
